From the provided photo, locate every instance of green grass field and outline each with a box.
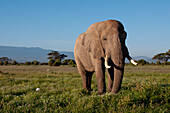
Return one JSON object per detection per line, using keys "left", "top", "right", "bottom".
{"left": 0, "top": 65, "right": 169, "bottom": 112}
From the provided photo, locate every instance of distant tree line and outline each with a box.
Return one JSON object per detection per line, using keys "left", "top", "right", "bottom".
{"left": 0, "top": 50, "right": 169, "bottom": 66}
{"left": 0, "top": 59, "right": 76, "bottom": 66}
{"left": 126, "top": 49, "right": 170, "bottom": 66}
{"left": 126, "top": 59, "right": 170, "bottom": 66}
{"left": 0, "top": 51, "right": 76, "bottom": 66}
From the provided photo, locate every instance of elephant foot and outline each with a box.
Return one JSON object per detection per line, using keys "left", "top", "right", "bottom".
{"left": 110, "top": 91, "right": 119, "bottom": 95}
{"left": 98, "top": 92, "right": 105, "bottom": 95}
{"left": 98, "top": 90, "right": 106, "bottom": 95}
{"left": 88, "top": 88, "right": 93, "bottom": 91}
{"left": 107, "top": 88, "right": 112, "bottom": 93}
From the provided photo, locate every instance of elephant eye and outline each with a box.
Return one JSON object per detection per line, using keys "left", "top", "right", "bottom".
{"left": 103, "top": 36, "right": 107, "bottom": 41}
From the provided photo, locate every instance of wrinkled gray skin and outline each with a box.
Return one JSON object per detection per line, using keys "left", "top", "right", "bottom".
{"left": 74, "top": 20, "right": 134, "bottom": 94}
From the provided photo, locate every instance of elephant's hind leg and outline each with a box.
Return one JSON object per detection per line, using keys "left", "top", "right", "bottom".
{"left": 86, "top": 71, "right": 93, "bottom": 91}
{"left": 75, "top": 55, "right": 93, "bottom": 91}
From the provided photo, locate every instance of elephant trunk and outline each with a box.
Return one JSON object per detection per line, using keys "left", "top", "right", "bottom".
{"left": 112, "top": 67, "right": 124, "bottom": 94}
{"left": 111, "top": 41, "right": 124, "bottom": 94}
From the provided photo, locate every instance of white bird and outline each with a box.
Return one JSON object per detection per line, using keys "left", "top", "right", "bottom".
{"left": 36, "top": 88, "right": 40, "bottom": 91}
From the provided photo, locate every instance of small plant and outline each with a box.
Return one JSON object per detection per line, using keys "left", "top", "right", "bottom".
{"left": 62, "top": 59, "right": 69, "bottom": 65}
{"left": 40, "top": 62, "right": 48, "bottom": 65}
{"left": 4, "top": 61, "right": 9, "bottom": 65}
{"left": 137, "top": 59, "right": 147, "bottom": 65}
{"left": 164, "top": 61, "right": 167, "bottom": 65}
{"left": 25, "top": 61, "right": 32, "bottom": 65}
{"left": 150, "top": 62, "right": 155, "bottom": 65}
{"left": 0, "top": 61, "right": 3, "bottom": 65}
{"left": 19, "top": 63, "right": 24, "bottom": 65}
{"left": 68, "top": 59, "right": 76, "bottom": 65}
{"left": 48, "top": 59, "right": 55, "bottom": 66}
{"left": 52, "top": 59, "right": 61, "bottom": 66}
{"left": 11, "top": 60, "right": 18, "bottom": 65}
{"left": 33, "top": 60, "right": 39, "bottom": 65}
{"left": 156, "top": 61, "right": 161, "bottom": 65}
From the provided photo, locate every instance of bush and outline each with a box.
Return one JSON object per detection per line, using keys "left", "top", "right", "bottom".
{"left": 40, "top": 62, "right": 48, "bottom": 65}
{"left": 150, "top": 62, "right": 156, "bottom": 65}
{"left": 0, "top": 61, "right": 3, "bottom": 65}
{"left": 25, "top": 61, "right": 32, "bottom": 65}
{"left": 167, "top": 62, "right": 170, "bottom": 65}
{"left": 62, "top": 59, "right": 70, "bottom": 65}
{"left": 146, "top": 62, "right": 149, "bottom": 65}
{"left": 52, "top": 59, "right": 61, "bottom": 66}
{"left": 137, "top": 59, "right": 146, "bottom": 65}
{"left": 68, "top": 59, "right": 76, "bottom": 65}
{"left": 48, "top": 59, "right": 55, "bottom": 66}
{"left": 11, "top": 60, "right": 18, "bottom": 65}
{"left": 156, "top": 61, "right": 161, "bottom": 65}
{"left": 4, "top": 61, "right": 9, "bottom": 65}
{"left": 62, "top": 59, "right": 76, "bottom": 65}
{"left": 33, "top": 60, "right": 39, "bottom": 65}
{"left": 19, "top": 63, "right": 24, "bottom": 65}
{"left": 62, "top": 59, "right": 69, "bottom": 65}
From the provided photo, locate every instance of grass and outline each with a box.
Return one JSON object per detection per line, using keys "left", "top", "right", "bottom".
{"left": 0, "top": 65, "right": 169, "bottom": 112}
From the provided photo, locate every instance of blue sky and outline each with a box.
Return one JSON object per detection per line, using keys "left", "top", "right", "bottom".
{"left": 0, "top": 0, "right": 170, "bottom": 57}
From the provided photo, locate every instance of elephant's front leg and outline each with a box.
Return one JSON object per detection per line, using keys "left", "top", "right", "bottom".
{"left": 95, "top": 59, "right": 106, "bottom": 94}
{"left": 107, "top": 68, "right": 114, "bottom": 92}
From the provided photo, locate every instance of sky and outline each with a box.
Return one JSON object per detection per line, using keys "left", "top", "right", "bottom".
{"left": 0, "top": 0, "right": 170, "bottom": 57}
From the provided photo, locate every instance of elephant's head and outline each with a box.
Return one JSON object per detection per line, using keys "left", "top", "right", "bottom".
{"left": 99, "top": 20, "right": 126, "bottom": 93}
{"left": 82, "top": 20, "right": 137, "bottom": 94}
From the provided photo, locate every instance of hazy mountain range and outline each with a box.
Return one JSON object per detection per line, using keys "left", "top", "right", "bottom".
{"left": 0, "top": 46, "right": 155, "bottom": 63}
{"left": 0, "top": 46, "right": 74, "bottom": 63}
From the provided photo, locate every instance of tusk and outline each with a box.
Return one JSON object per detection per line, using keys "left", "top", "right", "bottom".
{"left": 105, "top": 55, "right": 111, "bottom": 68}
{"left": 130, "top": 59, "right": 138, "bottom": 65}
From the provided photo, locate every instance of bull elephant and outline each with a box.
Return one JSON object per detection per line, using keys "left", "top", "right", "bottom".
{"left": 74, "top": 20, "right": 137, "bottom": 94}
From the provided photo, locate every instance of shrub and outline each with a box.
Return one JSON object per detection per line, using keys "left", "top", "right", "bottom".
{"left": 146, "top": 62, "right": 149, "bottom": 65}
{"left": 19, "top": 63, "right": 24, "bottom": 65}
{"left": 156, "top": 61, "right": 161, "bottom": 65}
{"left": 40, "top": 62, "right": 48, "bottom": 65}
{"left": 4, "top": 61, "right": 9, "bottom": 65}
{"left": 62, "top": 59, "right": 69, "bottom": 65}
{"left": 167, "top": 62, "right": 170, "bottom": 65}
{"left": 48, "top": 59, "right": 55, "bottom": 66}
{"left": 62, "top": 59, "right": 71, "bottom": 65}
{"left": 11, "top": 60, "right": 18, "bottom": 65}
{"left": 25, "top": 61, "right": 32, "bottom": 65}
{"left": 33, "top": 60, "right": 39, "bottom": 65}
{"left": 164, "top": 61, "right": 167, "bottom": 65}
{"left": 0, "top": 61, "right": 3, "bottom": 65}
{"left": 150, "top": 62, "right": 156, "bottom": 65}
{"left": 137, "top": 59, "right": 146, "bottom": 65}
{"left": 68, "top": 59, "right": 76, "bottom": 65}
{"left": 52, "top": 59, "right": 61, "bottom": 66}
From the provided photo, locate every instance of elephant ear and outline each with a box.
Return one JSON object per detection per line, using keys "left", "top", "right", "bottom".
{"left": 81, "top": 31, "right": 104, "bottom": 59}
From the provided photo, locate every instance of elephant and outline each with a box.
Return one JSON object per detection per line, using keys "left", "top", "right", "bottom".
{"left": 74, "top": 20, "right": 137, "bottom": 94}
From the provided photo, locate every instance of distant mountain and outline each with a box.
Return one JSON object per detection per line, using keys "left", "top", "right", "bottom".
{"left": 0, "top": 46, "right": 155, "bottom": 63}
{"left": 0, "top": 46, "right": 74, "bottom": 63}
